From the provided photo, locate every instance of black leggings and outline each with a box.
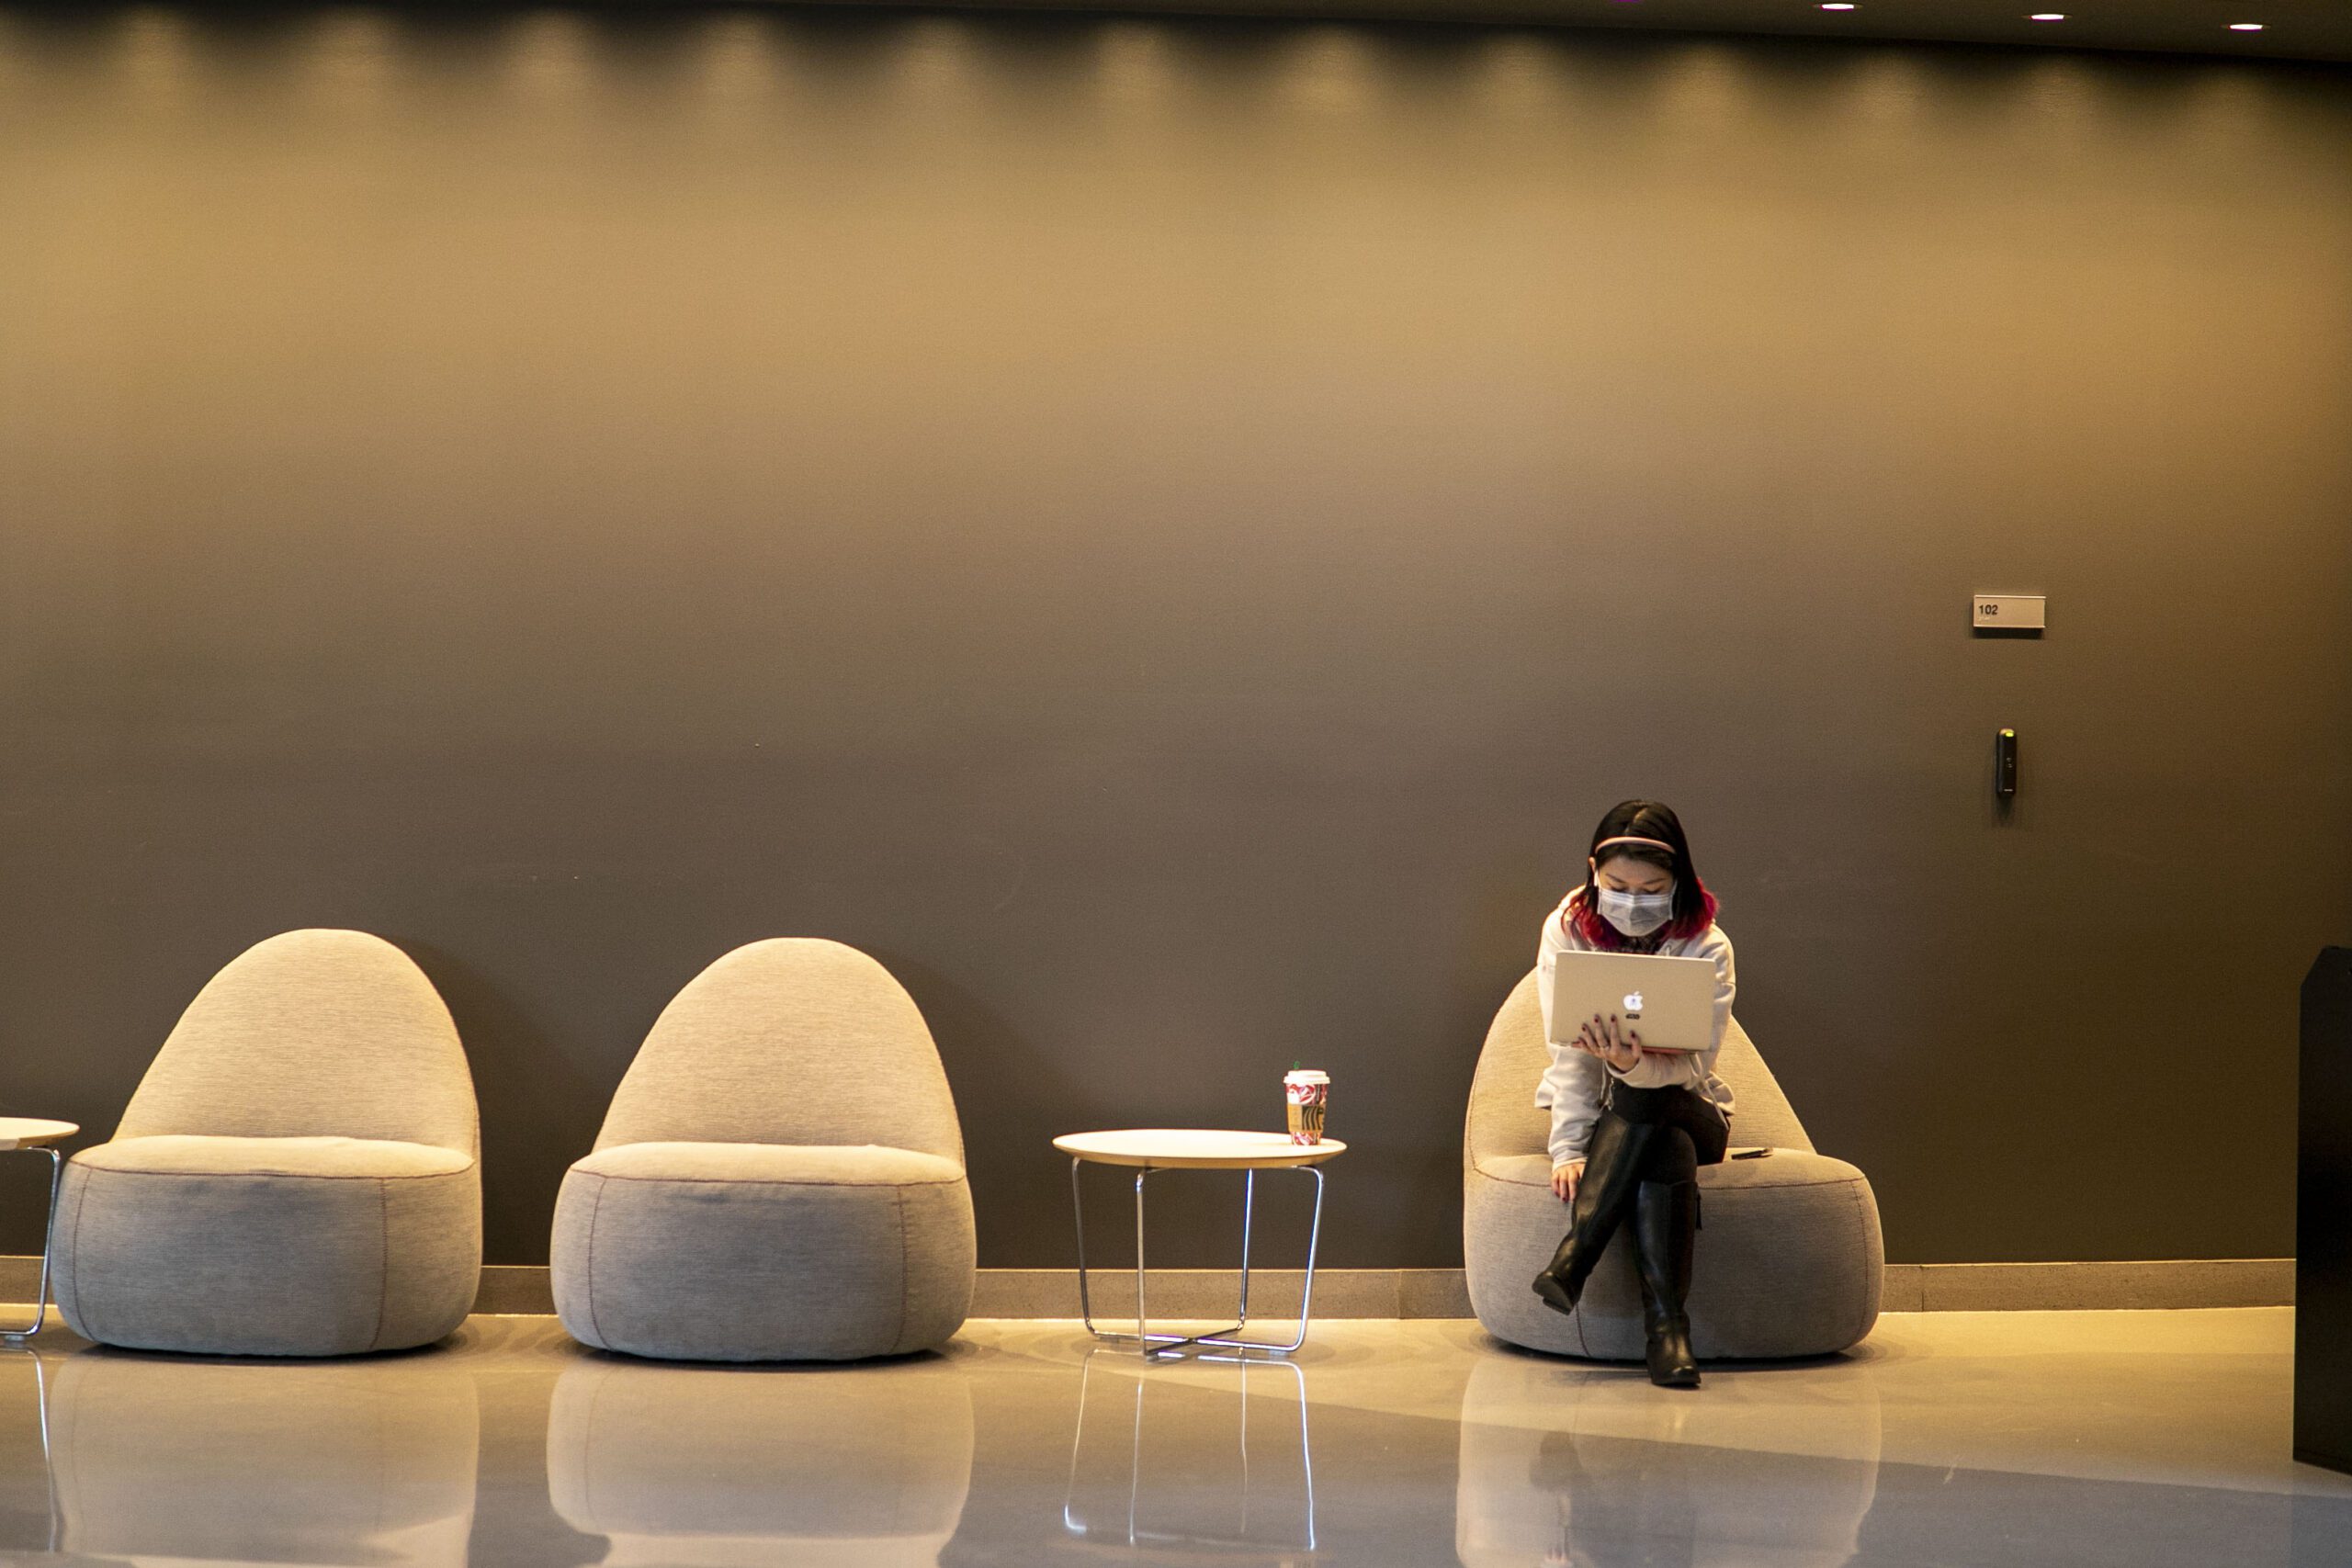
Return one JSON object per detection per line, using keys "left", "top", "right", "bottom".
{"left": 1603, "top": 1082, "right": 1728, "bottom": 1186}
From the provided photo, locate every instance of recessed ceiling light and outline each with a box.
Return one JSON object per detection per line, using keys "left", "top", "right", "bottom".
{"left": 1820, "top": 4, "right": 1856, "bottom": 10}
{"left": 2230, "top": 21, "right": 2264, "bottom": 28}
{"left": 2029, "top": 12, "right": 2065, "bottom": 19}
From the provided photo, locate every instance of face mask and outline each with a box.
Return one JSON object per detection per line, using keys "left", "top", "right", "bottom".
{"left": 1597, "top": 886, "right": 1676, "bottom": 938}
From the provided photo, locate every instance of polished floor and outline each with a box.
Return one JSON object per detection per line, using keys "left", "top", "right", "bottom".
{"left": 0, "top": 1309, "right": 2345, "bottom": 1565}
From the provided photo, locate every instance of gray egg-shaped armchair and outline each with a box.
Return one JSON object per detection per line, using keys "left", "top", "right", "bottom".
{"left": 1464, "top": 970, "right": 1882, "bottom": 1361}
{"left": 52, "top": 929, "right": 482, "bottom": 1358}
{"left": 551, "top": 938, "right": 977, "bottom": 1362}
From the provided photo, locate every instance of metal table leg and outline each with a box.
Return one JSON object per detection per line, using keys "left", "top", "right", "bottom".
{"left": 1070, "top": 1157, "right": 1327, "bottom": 1359}
{"left": 1182, "top": 1165, "right": 1323, "bottom": 1358}
{"left": 0, "top": 1148, "right": 64, "bottom": 1347}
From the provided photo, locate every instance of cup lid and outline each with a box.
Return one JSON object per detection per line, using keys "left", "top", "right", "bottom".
{"left": 1283, "top": 1069, "right": 1329, "bottom": 1083}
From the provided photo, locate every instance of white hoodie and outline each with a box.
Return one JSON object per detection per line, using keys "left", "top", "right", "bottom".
{"left": 1533, "top": 890, "right": 1738, "bottom": 1167}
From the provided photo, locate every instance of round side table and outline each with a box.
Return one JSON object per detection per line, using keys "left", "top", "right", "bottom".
{"left": 1054, "top": 1129, "right": 1346, "bottom": 1359}
{"left": 0, "top": 1119, "right": 77, "bottom": 1346}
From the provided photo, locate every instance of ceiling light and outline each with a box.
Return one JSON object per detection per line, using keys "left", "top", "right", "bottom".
{"left": 2029, "top": 12, "right": 2065, "bottom": 19}
{"left": 2230, "top": 21, "right": 2264, "bottom": 28}
{"left": 1820, "top": 4, "right": 1856, "bottom": 10}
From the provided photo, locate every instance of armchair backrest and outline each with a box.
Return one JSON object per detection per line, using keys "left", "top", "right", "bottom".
{"left": 1464, "top": 969, "right": 1812, "bottom": 1172}
{"left": 595, "top": 938, "right": 964, "bottom": 1165}
{"left": 117, "top": 929, "right": 478, "bottom": 1155}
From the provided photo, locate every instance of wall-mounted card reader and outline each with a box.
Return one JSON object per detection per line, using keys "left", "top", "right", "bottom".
{"left": 1996, "top": 728, "right": 2018, "bottom": 798}
{"left": 1973, "top": 594, "right": 2046, "bottom": 631}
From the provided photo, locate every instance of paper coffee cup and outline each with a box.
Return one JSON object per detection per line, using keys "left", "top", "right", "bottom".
{"left": 1284, "top": 1069, "right": 1329, "bottom": 1145}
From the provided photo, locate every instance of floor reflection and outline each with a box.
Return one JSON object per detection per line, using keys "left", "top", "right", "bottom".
{"left": 548, "top": 1353, "right": 972, "bottom": 1568}
{"left": 1455, "top": 1352, "right": 1882, "bottom": 1568}
{"left": 1062, "top": 1350, "right": 1316, "bottom": 1556}
{"left": 0, "top": 1353, "right": 56, "bottom": 1556}
{"left": 1447, "top": 1326, "right": 2352, "bottom": 1568}
{"left": 29, "top": 1345, "right": 479, "bottom": 1564}
{"left": 0, "top": 1314, "right": 2342, "bottom": 1566}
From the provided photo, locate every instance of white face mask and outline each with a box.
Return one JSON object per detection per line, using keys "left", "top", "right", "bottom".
{"left": 1597, "top": 885, "right": 1677, "bottom": 938}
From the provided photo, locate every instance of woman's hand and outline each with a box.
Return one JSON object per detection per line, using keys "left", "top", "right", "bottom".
{"left": 1573, "top": 1011, "right": 1645, "bottom": 1073}
{"left": 1552, "top": 1159, "right": 1585, "bottom": 1202}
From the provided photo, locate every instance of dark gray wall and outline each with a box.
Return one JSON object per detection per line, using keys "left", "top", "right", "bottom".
{"left": 2, "top": 6, "right": 2347, "bottom": 1269}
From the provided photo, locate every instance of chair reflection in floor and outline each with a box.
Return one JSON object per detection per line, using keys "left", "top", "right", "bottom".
{"left": 40, "top": 1348, "right": 480, "bottom": 1565}
{"left": 547, "top": 1355, "right": 974, "bottom": 1568}
{"left": 1453, "top": 1351, "right": 1881, "bottom": 1568}
{"left": 1062, "top": 1347, "right": 1317, "bottom": 1556}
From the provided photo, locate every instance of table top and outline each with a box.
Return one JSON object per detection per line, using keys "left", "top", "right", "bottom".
{"left": 1053, "top": 1129, "right": 1347, "bottom": 1169}
{"left": 0, "top": 1119, "right": 76, "bottom": 1151}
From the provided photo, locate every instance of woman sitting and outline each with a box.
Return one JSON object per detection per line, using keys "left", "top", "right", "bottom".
{"left": 1529, "top": 798, "right": 1735, "bottom": 1389}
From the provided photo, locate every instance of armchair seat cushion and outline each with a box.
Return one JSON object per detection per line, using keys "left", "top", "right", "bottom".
{"left": 570, "top": 1140, "right": 963, "bottom": 1188}
{"left": 74, "top": 1134, "right": 473, "bottom": 1179}
{"left": 551, "top": 1139, "right": 976, "bottom": 1363}
{"left": 55, "top": 1136, "right": 480, "bottom": 1358}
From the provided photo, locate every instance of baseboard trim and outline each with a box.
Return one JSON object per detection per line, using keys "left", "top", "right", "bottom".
{"left": 0, "top": 1257, "right": 2290, "bottom": 1319}
{"left": 1880, "top": 1258, "right": 2292, "bottom": 1312}
{"left": 967, "top": 1259, "right": 2295, "bottom": 1315}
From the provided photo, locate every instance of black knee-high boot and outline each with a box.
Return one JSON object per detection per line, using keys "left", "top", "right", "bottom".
{"left": 1532, "top": 1111, "right": 1660, "bottom": 1316}
{"left": 1633, "top": 1178, "right": 1701, "bottom": 1388}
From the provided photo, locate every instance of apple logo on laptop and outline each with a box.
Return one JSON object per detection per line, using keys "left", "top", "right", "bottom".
{"left": 1623, "top": 990, "right": 1644, "bottom": 1017}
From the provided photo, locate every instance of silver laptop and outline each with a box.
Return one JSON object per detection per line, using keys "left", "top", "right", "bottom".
{"left": 1544, "top": 950, "right": 1719, "bottom": 1054}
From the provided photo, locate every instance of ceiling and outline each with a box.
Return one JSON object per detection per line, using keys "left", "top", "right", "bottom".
{"left": 866, "top": 0, "right": 2352, "bottom": 62}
